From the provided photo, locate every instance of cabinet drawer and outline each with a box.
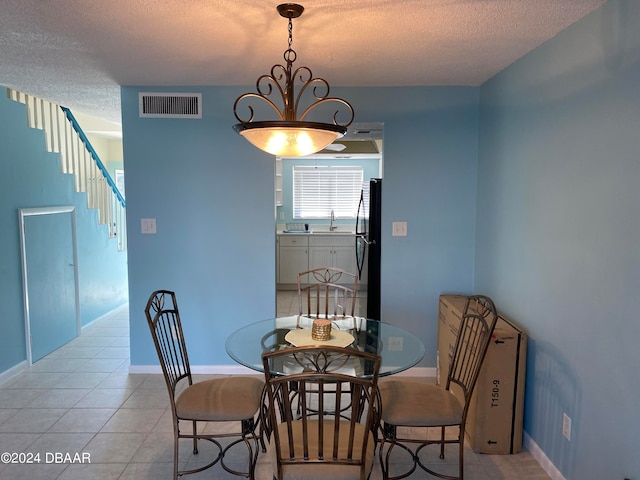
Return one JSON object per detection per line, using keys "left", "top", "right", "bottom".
{"left": 278, "top": 235, "right": 309, "bottom": 247}
{"left": 308, "top": 235, "right": 354, "bottom": 247}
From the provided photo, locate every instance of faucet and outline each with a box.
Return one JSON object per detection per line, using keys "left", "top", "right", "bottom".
{"left": 330, "top": 209, "right": 337, "bottom": 230}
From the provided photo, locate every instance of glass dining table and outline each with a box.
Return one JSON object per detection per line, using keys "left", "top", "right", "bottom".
{"left": 225, "top": 315, "right": 425, "bottom": 377}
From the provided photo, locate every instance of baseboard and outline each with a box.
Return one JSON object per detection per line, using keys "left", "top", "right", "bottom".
{"left": 523, "top": 432, "right": 566, "bottom": 480}
{"left": 0, "top": 360, "right": 28, "bottom": 386}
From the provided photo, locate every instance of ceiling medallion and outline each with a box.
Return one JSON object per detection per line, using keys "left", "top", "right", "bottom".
{"left": 233, "top": 3, "right": 354, "bottom": 157}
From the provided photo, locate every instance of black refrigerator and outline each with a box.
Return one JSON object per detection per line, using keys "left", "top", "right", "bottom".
{"left": 355, "top": 178, "right": 382, "bottom": 320}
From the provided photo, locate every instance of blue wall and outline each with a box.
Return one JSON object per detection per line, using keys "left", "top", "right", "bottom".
{"left": 0, "top": 94, "right": 128, "bottom": 373}
{"left": 123, "top": 86, "right": 479, "bottom": 367}
{"left": 477, "top": 1, "right": 640, "bottom": 478}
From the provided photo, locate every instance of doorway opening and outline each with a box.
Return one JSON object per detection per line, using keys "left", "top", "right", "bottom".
{"left": 19, "top": 206, "right": 80, "bottom": 364}
{"left": 275, "top": 123, "right": 383, "bottom": 319}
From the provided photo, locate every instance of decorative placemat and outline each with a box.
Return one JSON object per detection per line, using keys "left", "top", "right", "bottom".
{"left": 285, "top": 328, "right": 355, "bottom": 348}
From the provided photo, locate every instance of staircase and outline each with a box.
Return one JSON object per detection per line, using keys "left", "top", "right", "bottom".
{"left": 7, "top": 88, "right": 127, "bottom": 251}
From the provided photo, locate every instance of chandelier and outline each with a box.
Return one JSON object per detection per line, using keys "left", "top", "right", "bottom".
{"left": 233, "top": 3, "right": 354, "bottom": 157}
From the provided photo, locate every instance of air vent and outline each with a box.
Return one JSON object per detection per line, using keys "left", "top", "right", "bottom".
{"left": 139, "top": 93, "right": 202, "bottom": 118}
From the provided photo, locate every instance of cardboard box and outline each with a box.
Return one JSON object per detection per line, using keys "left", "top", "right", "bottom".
{"left": 438, "top": 295, "right": 527, "bottom": 454}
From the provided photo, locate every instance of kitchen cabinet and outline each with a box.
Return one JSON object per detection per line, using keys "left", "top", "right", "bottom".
{"left": 278, "top": 233, "right": 366, "bottom": 288}
{"left": 277, "top": 235, "right": 308, "bottom": 285}
{"left": 308, "top": 235, "right": 362, "bottom": 285}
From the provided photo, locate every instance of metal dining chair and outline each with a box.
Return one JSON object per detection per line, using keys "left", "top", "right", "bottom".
{"left": 377, "top": 295, "right": 498, "bottom": 480}
{"left": 297, "top": 267, "right": 360, "bottom": 330}
{"left": 261, "top": 345, "right": 382, "bottom": 480}
{"left": 144, "top": 290, "right": 264, "bottom": 480}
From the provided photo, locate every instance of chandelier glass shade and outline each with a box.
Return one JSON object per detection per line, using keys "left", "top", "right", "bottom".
{"left": 233, "top": 3, "right": 354, "bottom": 157}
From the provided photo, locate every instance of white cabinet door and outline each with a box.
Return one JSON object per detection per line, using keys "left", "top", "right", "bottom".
{"left": 308, "top": 246, "right": 334, "bottom": 270}
{"left": 309, "top": 236, "right": 362, "bottom": 286}
{"left": 332, "top": 246, "right": 357, "bottom": 274}
{"left": 279, "top": 234, "right": 363, "bottom": 286}
{"left": 278, "top": 235, "right": 309, "bottom": 285}
{"left": 279, "top": 247, "right": 308, "bottom": 284}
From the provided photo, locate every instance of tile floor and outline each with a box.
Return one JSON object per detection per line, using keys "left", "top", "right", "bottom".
{"left": 0, "top": 296, "right": 551, "bottom": 479}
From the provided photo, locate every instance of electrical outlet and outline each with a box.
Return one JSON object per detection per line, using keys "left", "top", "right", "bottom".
{"left": 388, "top": 336, "right": 404, "bottom": 351}
{"left": 392, "top": 221, "right": 407, "bottom": 236}
{"left": 562, "top": 413, "right": 571, "bottom": 441}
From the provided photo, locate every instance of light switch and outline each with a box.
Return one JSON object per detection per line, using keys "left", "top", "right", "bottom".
{"left": 141, "top": 218, "right": 156, "bottom": 234}
{"left": 392, "top": 221, "right": 407, "bottom": 237}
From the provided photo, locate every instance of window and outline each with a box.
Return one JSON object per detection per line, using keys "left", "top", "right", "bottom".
{"left": 114, "top": 169, "right": 125, "bottom": 198}
{"left": 293, "top": 166, "right": 364, "bottom": 219}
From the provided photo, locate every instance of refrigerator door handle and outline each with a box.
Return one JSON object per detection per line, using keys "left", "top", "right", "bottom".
{"left": 355, "top": 235, "right": 367, "bottom": 279}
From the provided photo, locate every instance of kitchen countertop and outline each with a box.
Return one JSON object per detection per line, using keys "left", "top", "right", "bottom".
{"left": 277, "top": 224, "right": 355, "bottom": 235}
{"left": 278, "top": 230, "right": 356, "bottom": 235}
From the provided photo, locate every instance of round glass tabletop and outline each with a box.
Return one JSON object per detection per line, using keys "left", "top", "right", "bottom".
{"left": 226, "top": 316, "right": 425, "bottom": 377}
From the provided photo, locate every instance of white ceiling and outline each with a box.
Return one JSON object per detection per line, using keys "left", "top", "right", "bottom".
{"left": 0, "top": 0, "right": 607, "bottom": 125}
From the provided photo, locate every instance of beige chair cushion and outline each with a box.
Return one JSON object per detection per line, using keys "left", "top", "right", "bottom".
{"left": 176, "top": 376, "right": 263, "bottom": 421}
{"left": 378, "top": 380, "right": 463, "bottom": 426}
{"left": 269, "top": 419, "right": 375, "bottom": 480}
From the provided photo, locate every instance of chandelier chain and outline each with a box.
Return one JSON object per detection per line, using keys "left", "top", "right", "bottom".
{"left": 232, "top": 3, "right": 354, "bottom": 156}
{"left": 288, "top": 17, "right": 293, "bottom": 50}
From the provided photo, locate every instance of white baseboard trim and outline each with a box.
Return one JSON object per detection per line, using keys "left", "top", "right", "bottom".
{"left": 128, "top": 364, "right": 435, "bottom": 377}
{"left": 523, "top": 432, "right": 566, "bottom": 480}
{"left": 0, "top": 360, "right": 28, "bottom": 386}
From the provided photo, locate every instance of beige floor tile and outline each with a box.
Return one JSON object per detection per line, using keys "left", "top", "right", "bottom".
{"left": 109, "top": 336, "right": 130, "bottom": 347}
{"left": 133, "top": 431, "right": 193, "bottom": 463}
{"left": 0, "top": 388, "right": 44, "bottom": 407}
{"left": 48, "top": 408, "right": 117, "bottom": 433}
{"left": 74, "top": 388, "right": 134, "bottom": 408}
{"left": 72, "top": 358, "right": 128, "bottom": 373}
{"left": 27, "top": 357, "right": 87, "bottom": 373}
{"left": 54, "top": 372, "right": 110, "bottom": 389}
{"left": 25, "top": 388, "right": 90, "bottom": 408}
{"left": 3, "top": 372, "right": 71, "bottom": 389}
{"left": 0, "top": 408, "right": 68, "bottom": 433}
{"left": 119, "top": 462, "right": 176, "bottom": 480}
{"left": 95, "top": 372, "right": 147, "bottom": 389}
{"left": 82, "top": 327, "right": 129, "bottom": 337}
{"left": 0, "top": 462, "right": 67, "bottom": 479}
{"left": 27, "top": 432, "right": 94, "bottom": 455}
{"left": 100, "top": 408, "right": 165, "bottom": 433}
{"left": 45, "top": 345, "right": 104, "bottom": 359}
{"left": 57, "top": 462, "right": 127, "bottom": 480}
{"left": 66, "top": 335, "right": 118, "bottom": 347}
{"left": 0, "top": 432, "right": 42, "bottom": 451}
{"left": 120, "top": 388, "right": 170, "bottom": 409}
{"left": 83, "top": 432, "right": 148, "bottom": 463}
{"left": 93, "top": 346, "right": 131, "bottom": 359}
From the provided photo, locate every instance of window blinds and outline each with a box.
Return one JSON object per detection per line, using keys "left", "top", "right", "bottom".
{"left": 293, "top": 166, "right": 364, "bottom": 219}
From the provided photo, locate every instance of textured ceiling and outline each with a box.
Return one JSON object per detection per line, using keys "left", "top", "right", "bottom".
{"left": 0, "top": 0, "right": 607, "bottom": 124}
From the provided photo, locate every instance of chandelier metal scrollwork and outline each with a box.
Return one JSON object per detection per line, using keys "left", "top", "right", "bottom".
{"left": 233, "top": 3, "right": 354, "bottom": 157}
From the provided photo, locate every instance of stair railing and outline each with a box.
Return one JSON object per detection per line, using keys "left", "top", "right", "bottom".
{"left": 7, "top": 88, "right": 127, "bottom": 251}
